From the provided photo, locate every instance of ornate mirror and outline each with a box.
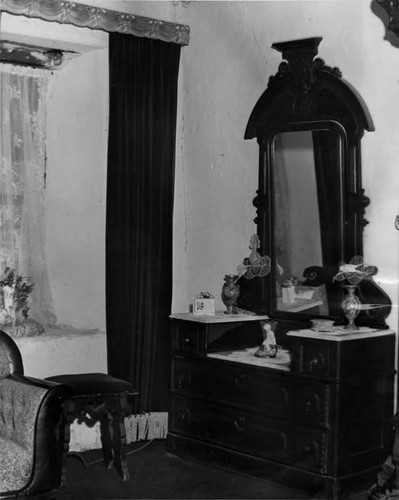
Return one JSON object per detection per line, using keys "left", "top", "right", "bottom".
{"left": 238, "top": 37, "right": 391, "bottom": 333}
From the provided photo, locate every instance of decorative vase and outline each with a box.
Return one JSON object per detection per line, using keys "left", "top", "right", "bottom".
{"left": 221, "top": 274, "right": 240, "bottom": 315}
{"left": 341, "top": 284, "right": 361, "bottom": 330}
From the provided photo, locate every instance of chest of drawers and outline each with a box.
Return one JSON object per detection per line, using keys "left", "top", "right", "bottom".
{"left": 167, "top": 313, "right": 395, "bottom": 500}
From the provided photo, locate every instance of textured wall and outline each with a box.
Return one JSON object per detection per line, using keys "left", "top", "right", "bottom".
{"left": 46, "top": 47, "right": 108, "bottom": 330}
{"left": 170, "top": 1, "right": 399, "bottom": 331}
{"left": 14, "top": 329, "right": 107, "bottom": 378}
{"left": 4, "top": 0, "right": 399, "bottom": 328}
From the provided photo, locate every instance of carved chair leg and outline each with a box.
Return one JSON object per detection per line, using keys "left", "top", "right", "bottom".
{"left": 112, "top": 395, "right": 130, "bottom": 481}
{"left": 61, "top": 400, "right": 74, "bottom": 487}
{"left": 100, "top": 411, "right": 114, "bottom": 469}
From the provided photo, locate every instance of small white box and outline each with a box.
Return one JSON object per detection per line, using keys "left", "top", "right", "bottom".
{"left": 193, "top": 298, "right": 215, "bottom": 316}
{"left": 282, "top": 286, "right": 295, "bottom": 304}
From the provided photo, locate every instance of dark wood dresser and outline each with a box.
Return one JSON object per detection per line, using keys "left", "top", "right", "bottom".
{"left": 167, "top": 313, "right": 395, "bottom": 500}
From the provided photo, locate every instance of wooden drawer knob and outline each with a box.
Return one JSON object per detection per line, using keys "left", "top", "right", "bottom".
{"left": 177, "top": 408, "right": 191, "bottom": 424}
{"left": 308, "top": 355, "right": 325, "bottom": 373}
{"left": 305, "top": 394, "right": 320, "bottom": 417}
{"left": 177, "top": 373, "right": 189, "bottom": 389}
{"left": 234, "top": 416, "right": 247, "bottom": 431}
{"left": 233, "top": 373, "right": 247, "bottom": 388}
{"left": 302, "top": 440, "right": 319, "bottom": 458}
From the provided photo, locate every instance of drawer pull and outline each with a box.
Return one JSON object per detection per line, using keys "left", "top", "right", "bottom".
{"left": 281, "top": 432, "right": 288, "bottom": 451}
{"left": 303, "top": 444, "right": 311, "bottom": 454}
{"left": 234, "top": 416, "right": 246, "bottom": 432}
{"left": 302, "top": 440, "right": 319, "bottom": 459}
{"left": 305, "top": 394, "right": 321, "bottom": 416}
{"left": 308, "top": 356, "right": 319, "bottom": 371}
{"left": 308, "top": 355, "right": 325, "bottom": 373}
{"left": 281, "top": 387, "right": 289, "bottom": 406}
{"left": 234, "top": 373, "right": 247, "bottom": 388}
{"left": 180, "top": 336, "right": 195, "bottom": 352}
{"left": 177, "top": 374, "right": 188, "bottom": 390}
{"left": 177, "top": 408, "right": 191, "bottom": 424}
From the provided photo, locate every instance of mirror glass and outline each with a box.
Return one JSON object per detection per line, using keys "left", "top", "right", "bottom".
{"left": 272, "top": 128, "right": 343, "bottom": 317}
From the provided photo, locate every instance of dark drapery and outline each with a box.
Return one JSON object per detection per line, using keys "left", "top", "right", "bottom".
{"left": 106, "top": 33, "right": 181, "bottom": 412}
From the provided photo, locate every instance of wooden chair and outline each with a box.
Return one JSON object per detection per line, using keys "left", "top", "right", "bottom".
{"left": 46, "top": 373, "right": 138, "bottom": 481}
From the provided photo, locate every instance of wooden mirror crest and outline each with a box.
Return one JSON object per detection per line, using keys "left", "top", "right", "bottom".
{"left": 238, "top": 37, "right": 391, "bottom": 333}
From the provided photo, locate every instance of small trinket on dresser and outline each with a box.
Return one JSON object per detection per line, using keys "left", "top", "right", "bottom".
{"left": 254, "top": 320, "right": 278, "bottom": 358}
{"left": 310, "top": 318, "right": 335, "bottom": 332}
{"left": 193, "top": 291, "right": 215, "bottom": 316}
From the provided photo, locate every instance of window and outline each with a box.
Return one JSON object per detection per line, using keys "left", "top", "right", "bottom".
{"left": 0, "top": 64, "right": 55, "bottom": 326}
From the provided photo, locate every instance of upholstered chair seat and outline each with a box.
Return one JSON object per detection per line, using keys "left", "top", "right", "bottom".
{"left": 0, "top": 436, "right": 32, "bottom": 493}
{"left": 0, "top": 378, "right": 48, "bottom": 493}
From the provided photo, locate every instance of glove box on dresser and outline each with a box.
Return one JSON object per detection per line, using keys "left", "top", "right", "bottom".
{"left": 167, "top": 313, "right": 395, "bottom": 500}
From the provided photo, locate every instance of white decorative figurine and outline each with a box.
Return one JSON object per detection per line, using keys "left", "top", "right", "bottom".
{"left": 254, "top": 321, "right": 278, "bottom": 358}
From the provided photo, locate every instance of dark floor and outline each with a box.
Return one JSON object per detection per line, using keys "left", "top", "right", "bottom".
{"left": 55, "top": 440, "right": 371, "bottom": 500}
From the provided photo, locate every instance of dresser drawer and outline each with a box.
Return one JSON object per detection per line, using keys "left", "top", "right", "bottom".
{"left": 292, "top": 383, "right": 330, "bottom": 427}
{"left": 292, "top": 340, "right": 330, "bottom": 376}
{"left": 171, "top": 319, "right": 264, "bottom": 357}
{"left": 172, "top": 357, "right": 291, "bottom": 418}
{"left": 170, "top": 395, "right": 290, "bottom": 464}
{"left": 172, "top": 322, "right": 204, "bottom": 356}
{"left": 289, "top": 427, "right": 329, "bottom": 474}
{"left": 173, "top": 357, "right": 330, "bottom": 426}
{"left": 289, "top": 334, "right": 395, "bottom": 380}
{"left": 170, "top": 395, "right": 328, "bottom": 473}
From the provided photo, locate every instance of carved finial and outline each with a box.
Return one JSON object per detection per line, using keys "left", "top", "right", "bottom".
{"left": 271, "top": 37, "right": 323, "bottom": 117}
{"left": 348, "top": 190, "right": 370, "bottom": 229}
{"left": 271, "top": 37, "right": 322, "bottom": 67}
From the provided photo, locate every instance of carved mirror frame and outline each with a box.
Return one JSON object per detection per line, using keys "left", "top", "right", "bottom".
{"left": 238, "top": 37, "right": 391, "bottom": 333}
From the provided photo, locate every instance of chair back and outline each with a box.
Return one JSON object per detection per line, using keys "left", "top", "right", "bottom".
{"left": 0, "top": 329, "right": 24, "bottom": 376}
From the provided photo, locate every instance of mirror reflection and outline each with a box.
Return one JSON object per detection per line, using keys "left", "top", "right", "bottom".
{"left": 273, "top": 129, "right": 343, "bottom": 317}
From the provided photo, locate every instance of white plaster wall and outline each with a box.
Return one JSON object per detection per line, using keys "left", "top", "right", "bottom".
{"left": 46, "top": 47, "right": 108, "bottom": 330}
{"left": 14, "top": 329, "right": 107, "bottom": 378}
{"left": 81, "top": 0, "right": 178, "bottom": 20}
{"left": 2, "top": 0, "right": 399, "bottom": 329}
{"left": 167, "top": 1, "right": 399, "bottom": 333}
{"left": 53, "top": 0, "right": 399, "bottom": 332}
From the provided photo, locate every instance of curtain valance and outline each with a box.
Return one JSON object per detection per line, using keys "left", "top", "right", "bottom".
{"left": 1, "top": 0, "right": 190, "bottom": 46}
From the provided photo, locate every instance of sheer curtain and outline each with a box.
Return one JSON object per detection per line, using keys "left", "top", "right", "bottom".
{"left": 0, "top": 64, "right": 56, "bottom": 326}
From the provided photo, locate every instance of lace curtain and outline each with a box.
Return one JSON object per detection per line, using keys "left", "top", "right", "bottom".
{"left": 0, "top": 64, "right": 56, "bottom": 325}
